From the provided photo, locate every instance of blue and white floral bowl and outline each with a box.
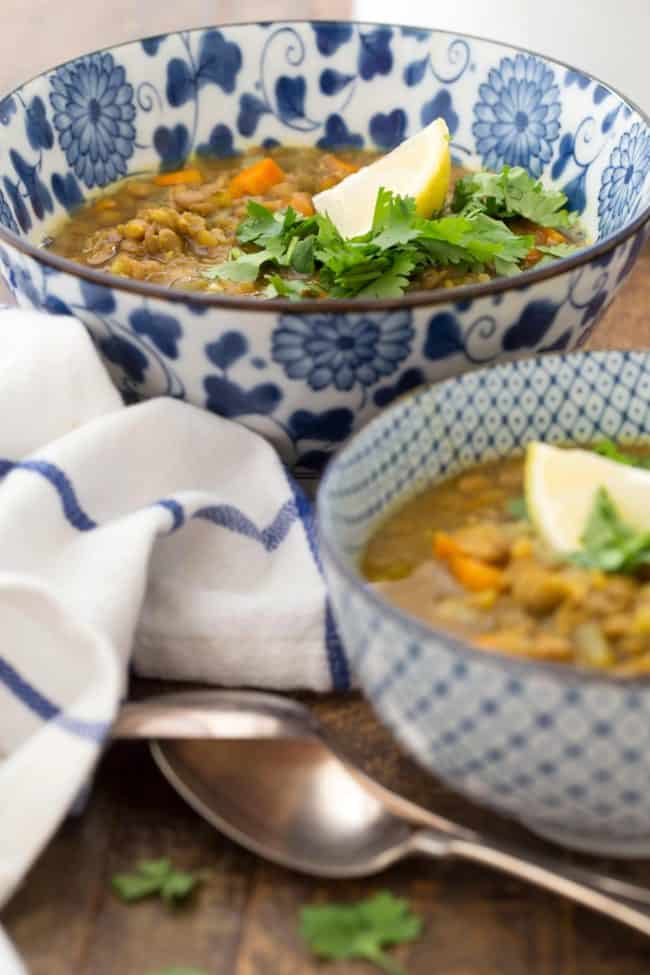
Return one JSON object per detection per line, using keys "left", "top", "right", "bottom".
{"left": 318, "top": 350, "right": 650, "bottom": 857}
{"left": 0, "top": 22, "right": 648, "bottom": 471}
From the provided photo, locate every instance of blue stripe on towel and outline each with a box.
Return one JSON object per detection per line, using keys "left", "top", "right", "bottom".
{"left": 0, "top": 655, "right": 109, "bottom": 742}
{"left": 193, "top": 498, "right": 298, "bottom": 551}
{"left": 0, "top": 459, "right": 96, "bottom": 530}
{"left": 288, "top": 476, "right": 350, "bottom": 692}
{"left": 0, "top": 455, "right": 349, "bottom": 689}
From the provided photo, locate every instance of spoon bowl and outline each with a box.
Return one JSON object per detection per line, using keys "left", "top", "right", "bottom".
{"left": 152, "top": 737, "right": 417, "bottom": 877}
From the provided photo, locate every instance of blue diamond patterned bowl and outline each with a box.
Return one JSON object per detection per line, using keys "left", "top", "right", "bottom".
{"left": 318, "top": 350, "right": 650, "bottom": 857}
{"left": 0, "top": 22, "right": 648, "bottom": 472}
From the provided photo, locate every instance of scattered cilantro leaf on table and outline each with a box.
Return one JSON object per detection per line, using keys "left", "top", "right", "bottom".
{"left": 300, "top": 891, "right": 422, "bottom": 975}
{"left": 112, "top": 858, "right": 202, "bottom": 906}
{"left": 452, "top": 166, "right": 578, "bottom": 229}
{"left": 571, "top": 487, "right": 650, "bottom": 574}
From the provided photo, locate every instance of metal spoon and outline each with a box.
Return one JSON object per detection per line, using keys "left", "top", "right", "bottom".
{"left": 113, "top": 690, "right": 650, "bottom": 935}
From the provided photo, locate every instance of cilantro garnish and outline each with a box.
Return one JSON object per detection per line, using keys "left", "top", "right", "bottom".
{"left": 206, "top": 184, "right": 536, "bottom": 299}
{"left": 593, "top": 439, "right": 650, "bottom": 470}
{"left": 112, "top": 858, "right": 203, "bottom": 906}
{"left": 452, "top": 166, "right": 578, "bottom": 229}
{"left": 571, "top": 487, "right": 650, "bottom": 574}
{"left": 299, "top": 891, "right": 422, "bottom": 975}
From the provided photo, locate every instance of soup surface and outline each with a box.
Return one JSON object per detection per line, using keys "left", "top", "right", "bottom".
{"left": 363, "top": 450, "right": 650, "bottom": 674}
{"left": 45, "top": 146, "right": 581, "bottom": 298}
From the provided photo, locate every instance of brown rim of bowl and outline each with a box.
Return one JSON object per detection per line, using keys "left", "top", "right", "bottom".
{"left": 0, "top": 18, "right": 648, "bottom": 313}
{"left": 317, "top": 348, "right": 650, "bottom": 689}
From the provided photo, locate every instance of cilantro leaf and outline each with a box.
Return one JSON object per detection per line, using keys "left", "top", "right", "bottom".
{"left": 507, "top": 496, "right": 529, "bottom": 521}
{"left": 453, "top": 166, "right": 577, "bottom": 229}
{"left": 112, "top": 858, "right": 202, "bottom": 906}
{"left": 571, "top": 487, "right": 650, "bottom": 574}
{"left": 536, "top": 242, "right": 579, "bottom": 260}
{"left": 204, "top": 248, "right": 275, "bottom": 283}
{"left": 369, "top": 188, "right": 421, "bottom": 248}
{"left": 594, "top": 439, "right": 650, "bottom": 470}
{"left": 263, "top": 274, "right": 322, "bottom": 300}
{"left": 300, "top": 891, "right": 422, "bottom": 975}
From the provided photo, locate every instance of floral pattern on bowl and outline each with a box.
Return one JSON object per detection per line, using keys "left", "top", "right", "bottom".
{"left": 0, "top": 21, "right": 647, "bottom": 470}
{"left": 318, "top": 350, "right": 650, "bottom": 856}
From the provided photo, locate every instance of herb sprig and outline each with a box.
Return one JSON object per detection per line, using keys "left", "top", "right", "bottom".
{"left": 204, "top": 183, "right": 553, "bottom": 299}
{"left": 300, "top": 891, "right": 422, "bottom": 975}
{"left": 572, "top": 487, "right": 650, "bottom": 574}
{"left": 452, "top": 165, "right": 579, "bottom": 229}
{"left": 112, "top": 858, "right": 203, "bottom": 906}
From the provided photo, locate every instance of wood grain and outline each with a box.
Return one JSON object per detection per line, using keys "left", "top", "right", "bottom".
{"left": 1, "top": 4, "right": 650, "bottom": 972}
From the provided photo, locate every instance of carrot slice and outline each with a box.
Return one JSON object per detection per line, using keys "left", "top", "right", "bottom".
{"left": 229, "top": 158, "right": 285, "bottom": 197}
{"left": 433, "top": 532, "right": 463, "bottom": 561}
{"left": 323, "top": 153, "right": 359, "bottom": 175}
{"left": 154, "top": 169, "right": 202, "bottom": 187}
{"left": 289, "top": 192, "right": 315, "bottom": 216}
{"left": 448, "top": 553, "right": 505, "bottom": 592}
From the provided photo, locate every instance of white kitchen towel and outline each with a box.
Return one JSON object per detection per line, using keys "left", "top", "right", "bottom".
{"left": 0, "top": 309, "right": 350, "bottom": 971}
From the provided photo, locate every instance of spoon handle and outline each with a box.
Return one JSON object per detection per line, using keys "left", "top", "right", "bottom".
{"left": 411, "top": 830, "right": 650, "bottom": 936}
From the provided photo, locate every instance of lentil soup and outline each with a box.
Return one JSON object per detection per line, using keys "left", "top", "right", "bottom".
{"left": 45, "top": 145, "right": 582, "bottom": 298}
{"left": 362, "top": 450, "right": 650, "bottom": 675}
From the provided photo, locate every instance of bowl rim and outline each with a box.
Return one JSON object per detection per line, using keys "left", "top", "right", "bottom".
{"left": 317, "top": 348, "right": 650, "bottom": 690}
{"left": 0, "top": 18, "right": 647, "bottom": 313}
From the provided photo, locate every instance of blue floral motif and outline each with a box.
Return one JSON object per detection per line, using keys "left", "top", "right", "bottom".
{"left": 421, "top": 90, "right": 459, "bottom": 136}
{"left": 237, "top": 93, "right": 269, "bottom": 137}
{"left": 316, "top": 114, "right": 363, "bottom": 150}
{"left": 373, "top": 368, "right": 425, "bottom": 407}
{"left": 49, "top": 52, "right": 136, "bottom": 188}
{"left": 100, "top": 334, "right": 148, "bottom": 384}
{"left": 25, "top": 97, "right": 54, "bottom": 151}
{"left": 272, "top": 311, "right": 413, "bottom": 392}
{"left": 80, "top": 278, "right": 116, "bottom": 314}
{"left": 197, "top": 123, "right": 238, "bottom": 158}
{"left": 130, "top": 308, "right": 182, "bottom": 359}
{"left": 275, "top": 76, "right": 307, "bottom": 125}
{"left": 3, "top": 177, "right": 30, "bottom": 233}
{"left": 10, "top": 150, "right": 53, "bottom": 220}
{"left": 0, "top": 189, "right": 19, "bottom": 234}
{"left": 501, "top": 299, "right": 559, "bottom": 351}
{"left": 206, "top": 332, "right": 248, "bottom": 370}
{"left": 370, "top": 110, "right": 407, "bottom": 150}
{"left": 473, "top": 54, "right": 561, "bottom": 176}
{"left": 598, "top": 123, "right": 650, "bottom": 237}
{"left": 565, "top": 70, "right": 590, "bottom": 90}
{"left": 141, "top": 36, "right": 166, "bottom": 56}
{"left": 0, "top": 96, "right": 16, "bottom": 126}
{"left": 154, "top": 124, "right": 190, "bottom": 170}
{"left": 311, "top": 23, "right": 354, "bottom": 56}
{"left": 51, "top": 172, "right": 84, "bottom": 212}
{"left": 358, "top": 28, "right": 393, "bottom": 81}
{"left": 319, "top": 69, "right": 355, "bottom": 96}
{"left": 166, "top": 30, "right": 242, "bottom": 108}
{"left": 423, "top": 313, "right": 464, "bottom": 361}
{"left": 204, "top": 375, "right": 282, "bottom": 418}
{"left": 288, "top": 408, "right": 354, "bottom": 442}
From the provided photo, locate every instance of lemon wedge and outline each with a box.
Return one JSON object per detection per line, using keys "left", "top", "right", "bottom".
{"left": 525, "top": 442, "right": 650, "bottom": 554}
{"left": 312, "top": 117, "right": 451, "bottom": 239}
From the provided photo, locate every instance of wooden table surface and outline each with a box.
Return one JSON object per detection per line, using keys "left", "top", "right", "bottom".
{"left": 1, "top": 5, "right": 650, "bottom": 973}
